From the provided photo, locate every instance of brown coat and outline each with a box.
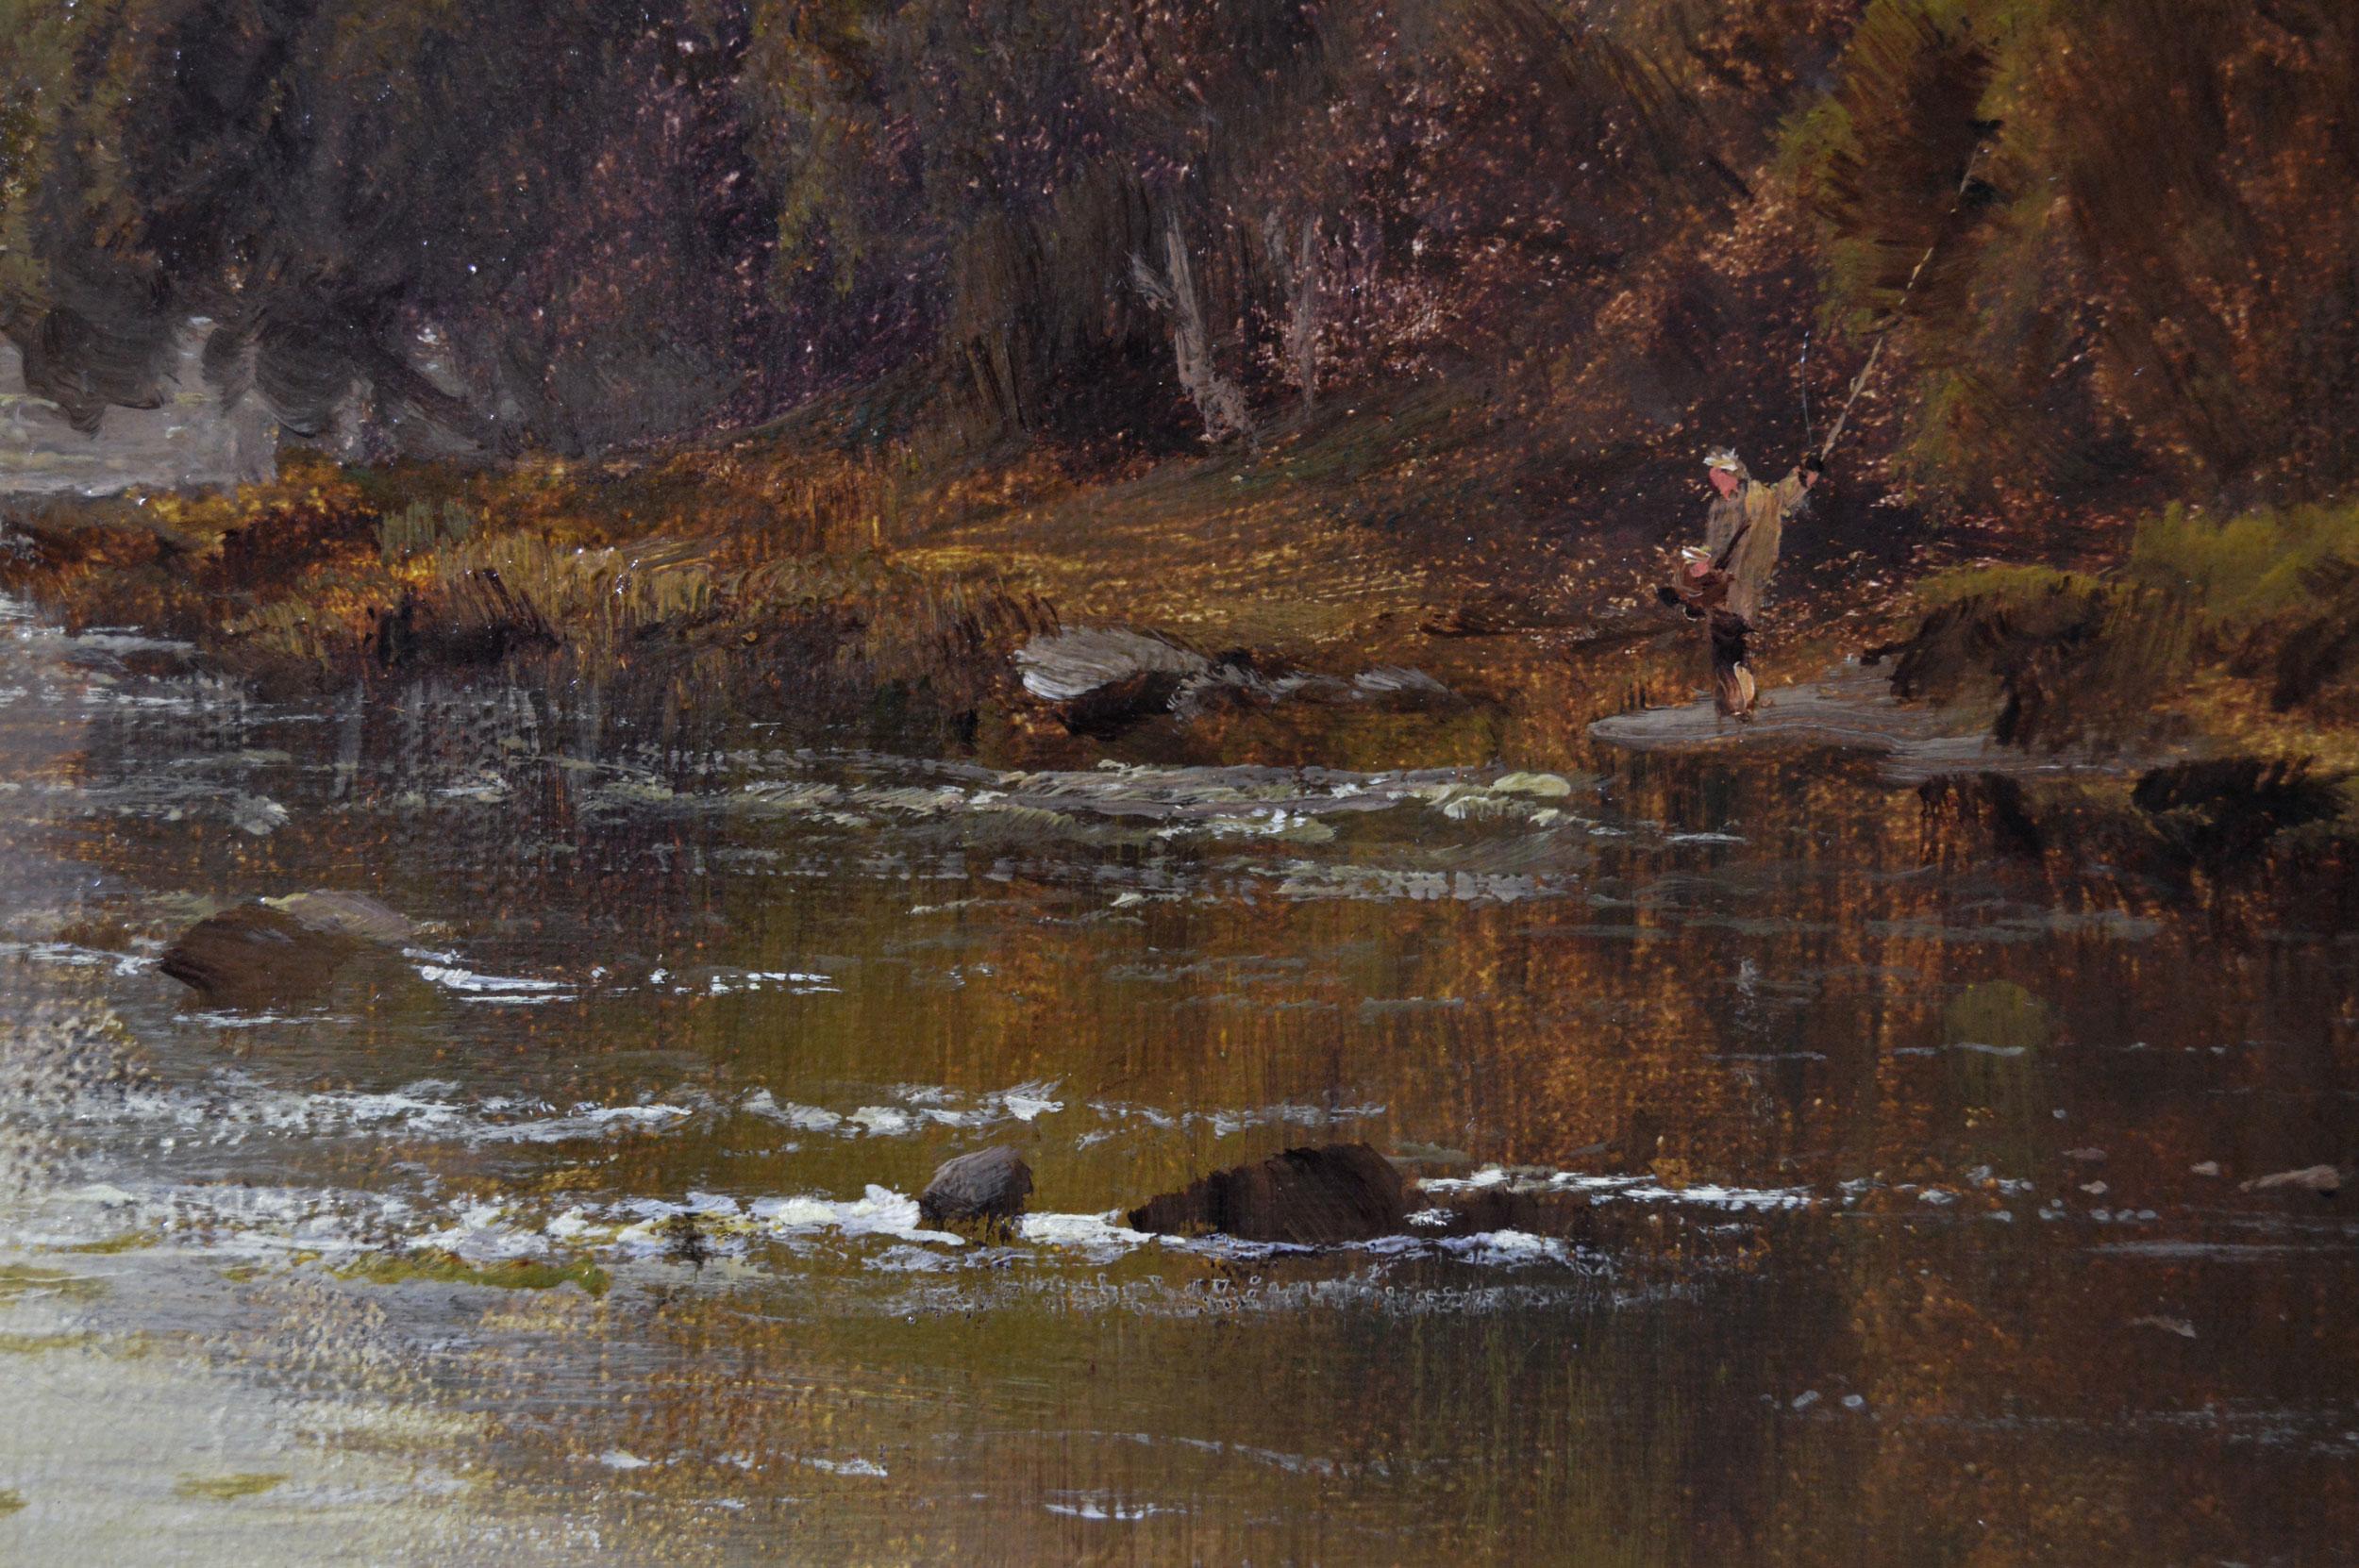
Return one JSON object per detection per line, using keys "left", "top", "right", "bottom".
{"left": 1703, "top": 470, "right": 1811, "bottom": 622}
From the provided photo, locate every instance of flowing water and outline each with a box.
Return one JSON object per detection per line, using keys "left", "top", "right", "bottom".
{"left": 0, "top": 588, "right": 2353, "bottom": 1564}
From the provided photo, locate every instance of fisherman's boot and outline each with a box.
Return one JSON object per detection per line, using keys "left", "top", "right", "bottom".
{"left": 1712, "top": 666, "right": 1743, "bottom": 717}
{"left": 1732, "top": 664, "right": 1758, "bottom": 720}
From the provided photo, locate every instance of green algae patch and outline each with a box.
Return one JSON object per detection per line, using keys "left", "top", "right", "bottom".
{"left": 0, "top": 1330, "right": 93, "bottom": 1355}
{"left": 174, "top": 1474, "right": 289, "bottom": 1502}
{"left": 58, "top": 1230, "right": 161, "bottom": 1256}
{"left": 0, "top": 1263, "right": 107, "bottom": 1303}
{"left": 0, "top": 1488, "right": 25, "bottom": 1515}
{"left": 335, "top": 1251, "right": 611, "bottom": 1297}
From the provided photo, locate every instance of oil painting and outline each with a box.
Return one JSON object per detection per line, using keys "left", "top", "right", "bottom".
{"left": 1, "top": 1, "right": 2353, "bottom": 1561}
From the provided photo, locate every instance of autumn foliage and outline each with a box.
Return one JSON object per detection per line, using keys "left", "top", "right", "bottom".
{"left": 0, "top": 0, "right": 2350, "bottom": 526}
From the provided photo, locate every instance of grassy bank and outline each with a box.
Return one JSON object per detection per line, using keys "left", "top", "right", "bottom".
{"left": 0, "top": 434, "right": 1060, "bottom": 756}
{"left": 0, "top": 387, "right": 1932, "bottom": 771}
{"left": 7, "top": 392, "right": 2356, "bottom": 803}
{"left": 1892, "top": 500, "right": 2359, "bottom": 780}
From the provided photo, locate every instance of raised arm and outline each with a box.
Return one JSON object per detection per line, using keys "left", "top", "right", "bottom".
{"left": 1768, "top": 462, "right": 1821, "bottom": 517}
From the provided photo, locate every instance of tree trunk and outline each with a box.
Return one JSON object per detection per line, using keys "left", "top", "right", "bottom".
{"left": 1131, "top": 217, "right": 1254, "bottom": 447}
{"left": 1285, "top": 216, "right": 1319, "bottom": 412}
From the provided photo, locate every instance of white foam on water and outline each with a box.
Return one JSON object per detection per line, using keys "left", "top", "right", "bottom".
{"left": 28, "top": 1168, "right": 1613, "bottom": 1284}
{"left": 228, "top": 794, "right": 290, "bottom": 836}
{"left": 0, "top": 940, "right": 155, "bottom": 976}
{"left": 60, "top": 628, "right": 195, "bottom": 656}
{"left": 489, "top": 1104, "right": 695, "bottom": 1143}
{"left": 748, "top": 1186, "right": 962, "bottom": 1245}
{"left": 995, "top": 1082, "right": 1064, "bottom": 1122}
{"left": 866, "top": 1243, "right": 951, "bottom": 1273}
{"left": 413, "top": 963, "right": 575, "bottom": 1001}
{"left": 1419, "top": 1166, "right": 1815, "bottom": 1211}
{"left": 1086, "top": 1097, "right": 1381, "bottom": 1140}
{"left": 720, "top": 754, "right": 1598, "bottom": 847}
{"left": 63, "top": 1062, "right": 1089, "bottom": 1162}
{"left": 52, "top": 1072, "right": 703, "bottom": 1151}
{"left": 740, "top": 1080, "right": 1063, "bottom": 1138}
{"left": 415, "top": 1200, "right": 558, "bottom": 1260}
{"left": 1439, "top": 1229, "right": 1571, "bottom": 1266}
{"left": 702, "top": 968, "right": 837, "bottom": 995}
{"left": 1045, "top": 1496, "right": 1179, "bottom": 1522}
{"left": 740, "top": 1091, "right": 844, "bottom": 1132}
{"left": 1271, "top": 863, "right": 1564, "bottom": 903}
{"left": 26, "top": 1178, "right": 426, "bottom": 1261}
{"left": 1017, "top": 1211, "right": 1152, "bottom": 1258}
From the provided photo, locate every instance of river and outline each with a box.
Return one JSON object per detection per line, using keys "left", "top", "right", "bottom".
{"left": 0, "top": 588, "right": 2352, "bottom": 1564}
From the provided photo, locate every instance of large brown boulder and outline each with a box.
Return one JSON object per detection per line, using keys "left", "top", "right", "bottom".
{"left": 1127, "top": 1143, "right": 1407, "bottom": 1246}
{"left": 919, "top": 1144, "right": 1035, "bottom": 1232}
{"left": 159, "top": 891, "right": 416, "bottom": 1008}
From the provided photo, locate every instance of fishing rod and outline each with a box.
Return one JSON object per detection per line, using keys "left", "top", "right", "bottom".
{"left": 1799, "top": 330, "right": 1814, "bottom": 455}
{"left": 1812, "top": 142, "right": 1990, "bottom": 470}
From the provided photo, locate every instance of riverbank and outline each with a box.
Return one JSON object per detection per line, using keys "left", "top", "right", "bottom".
{"left": 5, "top": 391, "right": 2356, "bottom": 820}
{"left": 0, "top": 385, "right": 1928, "bottom": 768}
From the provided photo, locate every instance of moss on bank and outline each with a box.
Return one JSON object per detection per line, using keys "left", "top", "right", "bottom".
{"left": 1901, "top": 498, "right": 2359, "bottom": 784}
{"left": 173, "top": 1474, "right": 290, "bottom": 1502}
{"left": 333, "top": 1251, "right": 611, "bottom": 1296}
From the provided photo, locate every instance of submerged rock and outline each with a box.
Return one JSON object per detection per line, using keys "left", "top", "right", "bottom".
{"left": 1014, "top": 626, "right": 1457, "bottom": 736}
{"left": 2132, "top": 757, "right": 2344, "bottom": 862}
{"left": 1430, "top": 1185, "right": 1595, "bottom": 1243}
{"left": 1918, "top": 772, "right": 2047, "bottom": 862}
{"left": 1127, "top": 1142, "right": 1407, "bottom": 1245}
{"left": 159, "top": 891, "right": 416, "bottom": 1007}
{"left": 1346, "top": 665, "right": 1457, "bottom": 709}
{"left": 918, "top": 1144, "right": 1035, "bottom": 1230}
{"left": 2241, "top": 1164, "right": 2342, "bottom": 1196}
{"left": 266, "top": 891, "right": 418, "bottom": 945}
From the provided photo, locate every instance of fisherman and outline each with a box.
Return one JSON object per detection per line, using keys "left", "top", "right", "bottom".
{"left": 1663, "top": 447, "right": 1819, "bottom": 719}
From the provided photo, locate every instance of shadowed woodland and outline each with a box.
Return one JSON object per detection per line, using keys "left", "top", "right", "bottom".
{"left": 2, "top": 0, "right": 2351, "bottom": 489}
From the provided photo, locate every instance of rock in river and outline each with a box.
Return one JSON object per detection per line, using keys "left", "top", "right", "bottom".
{"left": 159, "top": 890, "right": 417, "bottom": 1008}
{"left": 1013, "top": 627, "right": 1210, "bottom": 737}
{"left": 2241, "top": 1164, "right": 2343, "bottom": 1196}
{"left": 1127, "top": 1143, "right": 1407, "bottom": 1245}
{"left": 1014, "top": 626, "right": 1459, "bottom": 736}
{"left": 919, "top": 1144, "right": 1035, "bottom": 1231}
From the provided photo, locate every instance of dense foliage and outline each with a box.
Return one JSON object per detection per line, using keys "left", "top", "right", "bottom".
{"left": 2, "top": 0, "right": 2351, "bottom": 514}
{"left": 1792, "top": 0, "right": 2359, "bottom": 509}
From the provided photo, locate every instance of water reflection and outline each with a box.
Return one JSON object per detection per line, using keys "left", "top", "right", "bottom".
{"left": 1, "top": 596, "right": 2353, "bottom": 1563}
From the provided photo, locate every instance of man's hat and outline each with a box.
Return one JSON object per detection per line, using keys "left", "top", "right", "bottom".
{"left": 1703, "top": 447, "right": 1745, "bottom": 474}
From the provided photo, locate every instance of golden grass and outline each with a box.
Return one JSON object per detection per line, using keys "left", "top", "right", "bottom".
{"left": 333, "top": 1251, "right": 611, "bottom": 1296}
{"left": 173, "top": 1474, "right": 290, "bottom": 1502}
{"left": 9, "top": 392, "right": 2359, "bottom": 792}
